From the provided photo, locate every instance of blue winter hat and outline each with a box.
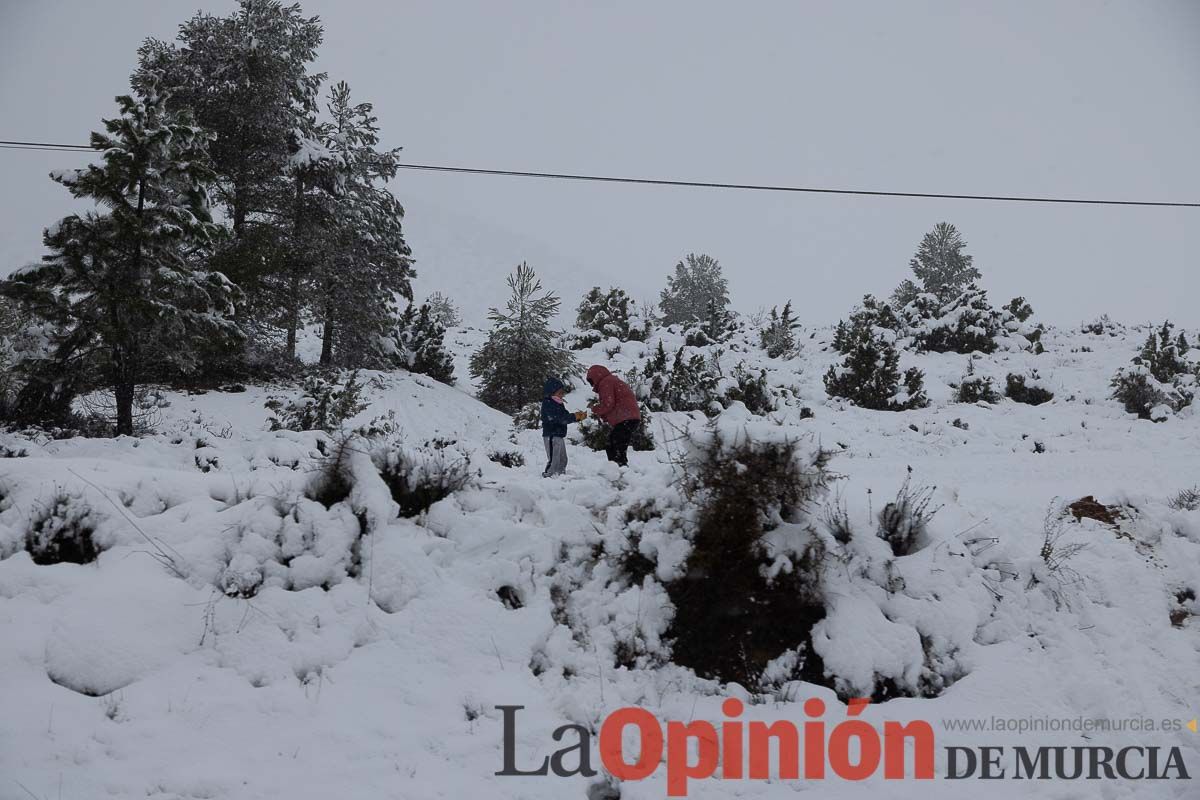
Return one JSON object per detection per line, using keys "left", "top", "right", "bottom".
{"left": 543, "top": 377, "right": 565, "bottom": 396}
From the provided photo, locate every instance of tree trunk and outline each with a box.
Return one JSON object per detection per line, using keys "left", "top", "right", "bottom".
{"left": 114, "top": 179, "right": 144, "bottom": 437}
{"left": 112, "top": 342, "right": 137, "bottom": 437}
{"left": 284, "top": 173, "right": 305, "bottom": 361}
{"left": 114, "top": 380, "right": 135, "bottom": 437}
{"left": 285, "top": 267, "right": 301, "bottom": 361}
{"left": 233, "top": 201, "right": 246, "bottom": 239}
{"left": 320, "top": 298, "right": 335, "bottom": 366}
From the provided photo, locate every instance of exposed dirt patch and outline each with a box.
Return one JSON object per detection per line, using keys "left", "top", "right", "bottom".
{"left": 1068, "top": 496, "right": 1123, "bottom": 526}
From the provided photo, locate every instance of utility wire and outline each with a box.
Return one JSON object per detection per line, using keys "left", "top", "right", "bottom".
{"left": 3, "top": 138, "right": 1198, "bottom": 208}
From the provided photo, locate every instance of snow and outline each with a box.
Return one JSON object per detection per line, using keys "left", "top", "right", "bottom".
{"left": 1, "top": 321, "right": 1198, "bottom": 798}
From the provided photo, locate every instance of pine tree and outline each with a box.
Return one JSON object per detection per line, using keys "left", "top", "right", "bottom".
{"left": 135, "top": 0, "right": 325, "bottom": 359}
{"left": 685, "top": 296, "right": 736, "bottom": 346}
{"left": 135, "top": 0, "right": 324, "bottom": 237}
{"left": 389, "top": 303, "right": 455, "bottom": 384}
{"left": 424, "top": 292, "right": 461, "bottom": 329}
{"left": 911, "top": 282, "right": 1003, "bottom": 354}
{"left": 832, "top": 295, "right": 900, "bottom": 354}
{"left": 759, "top": 300, "right": 800, "bottom": 358}
{"left": 316, "top": 81, "right": 414, "bottom": 367}
{"left": 470, "top": 263, "right": 578, "bottom": 413}
{"left": 1110, "top": 321, "right": 1195, "bottom": 420}
{"left": 890, "top": 278, "right": 921, "bottom": 309}
{"left": 659, "top": 253, "right": 730, "bottom": 327}
{"left": 663, "top": 347, "right": 721, "bottom": 413}
{"left": 824, "top": 332, "right": 927, "bottom": 411}
{"left": 0, "top": 296, "right": 28, "bottom": 419}
{"left": 572, "top": 286, "right": 648, "bottom": 349}
{"left": 1004, "top": 296, "right": 1034, "bottom": 323}
{"left": 0, "top": 85, "right": 238, "bottom": 435}
{"left": 896, "top": 222, "right": 980, "bottom": 302}
{"left": 1138, "top": 321, "right": 1190, "bottom": 383}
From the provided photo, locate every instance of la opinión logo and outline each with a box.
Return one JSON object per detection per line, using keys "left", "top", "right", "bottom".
{"left": 497, "top": 697, "right": 934, "bottom": 796}
{"left": 496, "top": 699, "right": 1193, "bottom": 796}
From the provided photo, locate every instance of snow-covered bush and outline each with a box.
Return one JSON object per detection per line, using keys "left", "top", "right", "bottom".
{"left": 954, "top": 371, "right": 1000, "bottom": 404}
{"left": 487, "top": 448, "right": 525, "bottom": 468}
{"left": 629, "top": 346, "right": 775, "bottom": 417}
{"left": 372, "top": 440, "right": 475, "bottom": 518}
{"left": 1081, "top": 314, "right": 1124, "bottom": 336}
{"left": 682, "top": 298, "right": 737, "bottom": 346}
{"left": 666, "top": 416, "right": 833, "bottom": 687}
{"left": 25, "top": 489, "right": 103, "bottom": 565}
{"left": 1168, "top": 487, "right": 1200, "bottom": 512}
{"left": 1004, "top": 296, "right": 1034, "bottom": 322}
{"left": 1006, "top": 370, "right": 1055, "bottom": 405}
{"left": 569, "top": 286, "right": 648, "bottom": 350}
{"left": 1110, "top": 321, "right": 1195, "bottom": 420}
{"left": 632, "top": 345, "right": 720, "bottom": 414}
{"left": 384, "top": 302, "right": 455, "bottom": 384}
{"left": 906, "top": 283, "right": 1004, "bottom": 354}
{"left": 720, "top": 362, "right": 774, "bottom": 415}
{"left": 876, "top": 479, "right": 939, "bottom": 557}
{"left": 510, "top": 401, "right": 541, "bottom": 431}
{"left": 306, "top": 436, "right": 357, "bottom": 508}
{"left": 758, "top": 300, "right": 799, "bottom": 358}
{"left": 266, "top": 371, "right": 368, "bottom": 433}
{"left": 576, "top": 404, "right": 656, "bottom": 452}
{"left": 831, "top": 295, "right": 900, "bottom": 355}
{"left": 824, "top": 331, "right": 928, "bottom": 411}
{"left": 1025, "top": 501, "right": 1089, "bottom": 609}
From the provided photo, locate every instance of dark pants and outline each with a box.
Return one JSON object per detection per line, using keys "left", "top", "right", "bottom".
{"left": 606, "top": 419, "right": 640, "bottom": 466}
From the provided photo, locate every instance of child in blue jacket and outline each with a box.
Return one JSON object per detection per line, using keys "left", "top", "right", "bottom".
{"left": 541, "top": 377, "right": 585, "bottom": 476}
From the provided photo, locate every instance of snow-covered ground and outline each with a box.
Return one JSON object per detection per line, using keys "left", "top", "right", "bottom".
{"left": 2, "top": 321, "right": 1198, "bottom": 799}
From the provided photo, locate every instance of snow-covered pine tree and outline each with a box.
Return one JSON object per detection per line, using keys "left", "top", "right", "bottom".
{"left": 1110, "top": 321, "right": 1196, "bottom": 420}
{"left": 658, "top": 253, "right": 730, "bottom": 327}
{"left": 389, "top": 303, "right": 455, "bottom": 384}
{"left": 1004, "top": 296, "right": 1034, "bottom": 323}
{"left": 571, "top": 286, "right": 648, "bottom": 349}
{"left": 0, "top": 296, "right": 27, "bottom": 420}
{"left": 470, "top": 263, "right": 579, "bottom": 414}
{"left": 662, "top": 347, "right": 721, "bottom": 413}
{"left": 684, "top": 296, "right": 737, "bottom": 346}
{"left": 890, "top": 278, "right": 922, "bottom": 309}
{"left": 908, "top": 282, "right": 1003, "bottom": 355}
{"left": 0, "top": 84, "right": 238, "bottom": 435}
{"left": 135, "top": 0, "right": 324, "bottom": 237}
{"left": 317, "top": 81, "right": 414, "bottom": 367}
{"left": 424, "top": 292, "right": 462, "bottom": 329}
{"left": 892, "top": 222, "right": 981, "bottom": 304}
{"left": 824, "top": 330, "right": 927, "bottom": 411}
{"left": 832, "top": 295, "right": 900, "bottom": 354}
{"left": 135, "top": 0, "right": 325, "bottom": 359}
{"left": 1139, "top": 321, "right": 1191, "bottom": 383}
{"left": 759, "top": 300, "right": 799, "bottom": 358}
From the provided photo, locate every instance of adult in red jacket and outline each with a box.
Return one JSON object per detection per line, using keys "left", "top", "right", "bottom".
{"left": 586, "top": 364, "right": 641, "bottom": 466}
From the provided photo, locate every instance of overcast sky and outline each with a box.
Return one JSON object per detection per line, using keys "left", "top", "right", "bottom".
{"left": 2, "top": 0, "right": 1198, "bottom": 326}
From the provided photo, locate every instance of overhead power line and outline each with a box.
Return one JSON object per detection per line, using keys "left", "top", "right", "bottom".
{"left": 2, "top": 138, "right": 1198, "bottom": 209}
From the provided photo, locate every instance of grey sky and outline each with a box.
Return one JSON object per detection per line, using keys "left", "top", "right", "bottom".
{"left": 2, "top": 0, "right": 1198, "bottom": 326}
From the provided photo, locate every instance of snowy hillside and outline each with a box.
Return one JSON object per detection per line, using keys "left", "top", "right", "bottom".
{"left": 2, "top": 321, "right": 1199, "bottom": 800}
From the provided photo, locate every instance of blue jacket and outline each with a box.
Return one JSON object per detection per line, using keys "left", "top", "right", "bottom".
{"left": 541, "top": 377, "right": 579, "bottom": 438}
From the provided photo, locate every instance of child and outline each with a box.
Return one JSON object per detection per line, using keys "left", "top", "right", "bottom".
{"left": 540, "top": 377, "right": 586, "bottom": 477}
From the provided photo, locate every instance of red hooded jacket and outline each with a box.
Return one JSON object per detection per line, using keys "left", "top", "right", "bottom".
{"left": 586, "top": 365, "right": 641, "bottom": 426}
